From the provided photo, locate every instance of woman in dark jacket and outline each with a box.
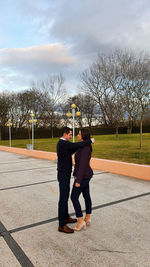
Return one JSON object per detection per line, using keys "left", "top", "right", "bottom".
{"left": 71, "top": 128, "right": 93, "bottom": 231}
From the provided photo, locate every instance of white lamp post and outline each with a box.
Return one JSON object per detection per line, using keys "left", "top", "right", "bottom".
{"left": 6, "top": 119, "right": 12, "bottom": 147}
{"left": 67, "top": 104, "right": 81, "bottom": 142}
{"left": 29, "top": 113, "right": 37, "bottom": 150}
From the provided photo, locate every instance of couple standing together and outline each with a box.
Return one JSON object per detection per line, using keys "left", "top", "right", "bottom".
{"left": 57, "top": 127, "right": 94, "bottom": 234}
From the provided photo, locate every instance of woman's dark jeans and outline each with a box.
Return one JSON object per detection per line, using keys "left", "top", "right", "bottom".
{"left": 71, "top": 178, "right": 92, "bottom": 218}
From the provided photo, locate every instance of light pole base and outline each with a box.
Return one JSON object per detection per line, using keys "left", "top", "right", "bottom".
{"left": 26, "top": 144, "right": 33, "bottom": 150}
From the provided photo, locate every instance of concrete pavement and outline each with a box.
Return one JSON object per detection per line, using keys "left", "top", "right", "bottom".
{"left": 0, "top": 150, "right": 150, "bottom": 267}
{"left": 0, "top": 146, "right": 149, "bottom": 181}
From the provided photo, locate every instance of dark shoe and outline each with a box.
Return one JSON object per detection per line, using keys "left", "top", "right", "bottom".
{"left": 65, "top": 217, "right": 77, "bottom": 224}
{"left": 58, "top": 225, "right": 74, "bottom": 234}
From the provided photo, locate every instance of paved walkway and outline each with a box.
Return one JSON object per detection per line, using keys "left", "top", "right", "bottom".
{"left": 0, "top": 150, "right": 150, "bottom": 267}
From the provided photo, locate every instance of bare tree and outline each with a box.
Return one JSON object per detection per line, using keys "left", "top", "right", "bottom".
{"left": 119, "top": 51, "right": 150, "bottom": 148}
{"left": 35, "top": 73, "right": 66, "bottom": 137}
{"left": 0, "top": 93, "right": 10, "bottom": 125}
{"left": 0, "top": 92, "right": 11, "bottom": 139}
{"left": 81, "top": 64, "right": 110, "bottom": 125}
{"left": 81, "top": 50, "right": 150, "bottom": 146}
{"left": 81, "top": 52, "right": 125, "bottom": 139}
{"left": 14, "top": 89, "right": 42, "bottom": 128}
{"left": 118, "top": 51, "right": 141, "bottom": 132}
{"left": 82, "top": 94, "right": 100, "bottom": 127}
{"left": 132, "top": 54, "right": 150, "bottom": 149}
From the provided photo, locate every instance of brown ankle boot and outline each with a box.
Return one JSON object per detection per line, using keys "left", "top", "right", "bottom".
{"left": 74, "top": 217, "right": 86, "bottom": 231}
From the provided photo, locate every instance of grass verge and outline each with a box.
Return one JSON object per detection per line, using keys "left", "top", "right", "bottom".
{"left": 0, "top": 133, "right": 150, "bottom": 165}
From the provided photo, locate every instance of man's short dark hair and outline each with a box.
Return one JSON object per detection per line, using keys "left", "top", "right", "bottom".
{"left": 61, "top": 127, "right": 72, "bottom": 136}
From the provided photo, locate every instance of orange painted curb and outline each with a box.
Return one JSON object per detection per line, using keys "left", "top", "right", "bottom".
{"left": 90, "top": 157, "right": 150, "bottom": 181}
{"left": 0, "top": 146, "right": 149, "bottom": 181}
{"left": 0, "top": 146, "right": 57, "bottom": 161}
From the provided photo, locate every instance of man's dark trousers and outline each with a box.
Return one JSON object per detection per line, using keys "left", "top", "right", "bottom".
{"left": 58, "top": 171, "right": 71, "bottom": 227}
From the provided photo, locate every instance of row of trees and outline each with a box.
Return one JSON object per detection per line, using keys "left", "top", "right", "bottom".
{"left": 0, "top": 50, "right": 150, "bottom": 148}
{"left": 80, "top": 50, "right": 150, "bottom": 148}
{"left": 0, "top": 76, "right": 100, "bottom": 138}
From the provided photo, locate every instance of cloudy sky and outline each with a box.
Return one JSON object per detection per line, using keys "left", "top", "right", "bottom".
{"left": 0, "top": 0, "right": 150, "bottom": 93}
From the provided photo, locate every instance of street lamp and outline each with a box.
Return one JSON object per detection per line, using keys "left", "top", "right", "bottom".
{"left": 29, "top": 113, "right": 37, "bottom": 150}
{"left": 67, "top": 104, "right": 81, "bottom": 142}
{"left": 6, "top": 119, "right": 13, "bottom": 147}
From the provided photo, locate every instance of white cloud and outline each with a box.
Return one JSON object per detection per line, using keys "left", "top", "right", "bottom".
{"left": 1, "top": 0, "right": 150, "bottom": 93}
{"left": 0, "top": 44, "right": 76, "bottom": 68}
{"left": 0, "top": 44, "right": 77, "bottom": 91}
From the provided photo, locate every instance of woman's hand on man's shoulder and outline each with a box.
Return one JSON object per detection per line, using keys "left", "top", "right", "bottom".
{"left": 91, "top": 138, "right": 95, "bottom": 144}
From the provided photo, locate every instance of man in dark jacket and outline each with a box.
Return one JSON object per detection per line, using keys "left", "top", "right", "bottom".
{"left": 57, "top": 126, "right": 94, "bottom": 233}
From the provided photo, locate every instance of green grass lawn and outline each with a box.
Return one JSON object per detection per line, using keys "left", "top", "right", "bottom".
{"left": 0, "top": 133, "right": 150, "bottom": 165}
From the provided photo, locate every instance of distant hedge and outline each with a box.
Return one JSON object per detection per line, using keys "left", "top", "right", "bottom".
{"left": 0, "top": 125, "right": 150, "bottom": 140}
{"left": 88, "top": 126, "right": 150, "bottom": 135}
{"left": 0, "top": 127, "right": 60, "bottom": 140}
